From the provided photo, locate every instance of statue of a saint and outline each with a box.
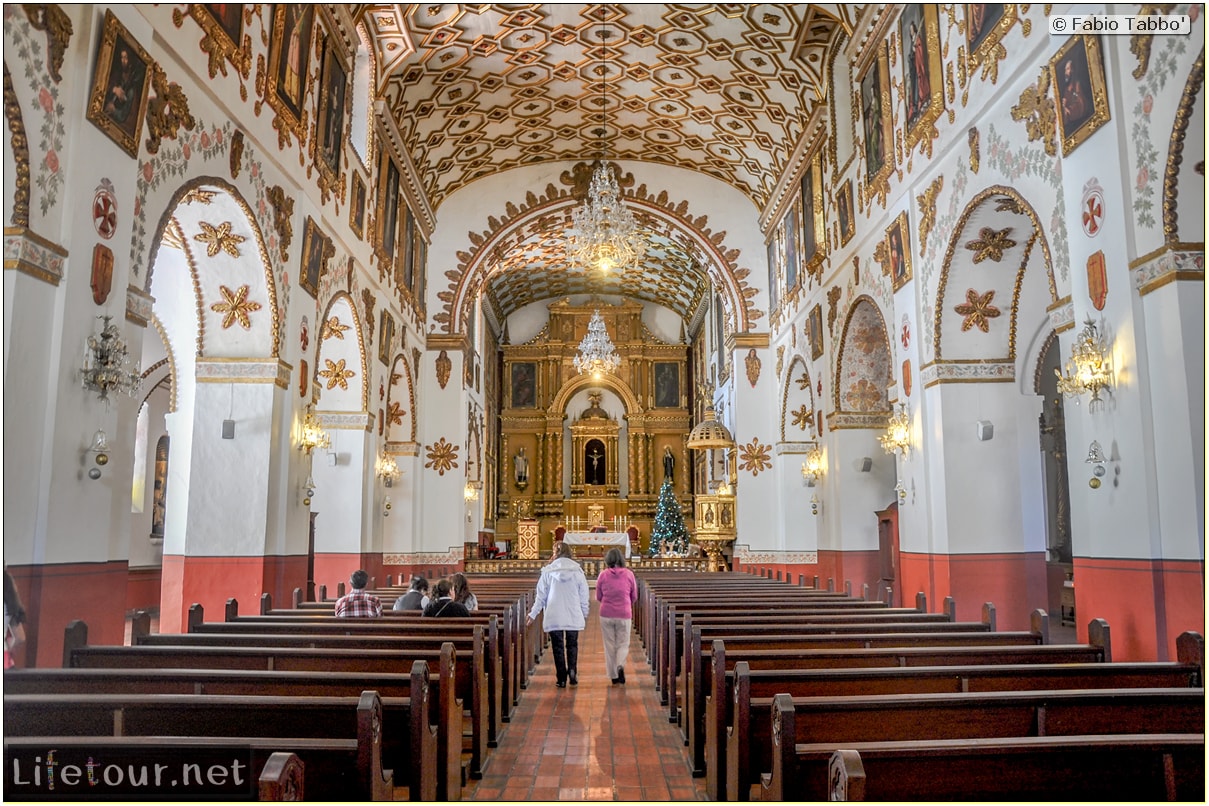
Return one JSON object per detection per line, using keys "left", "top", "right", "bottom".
{"left": 663, "top": 446, "right": 675, "bottom": 481}
{"left": 513, "top": 446, "right": 529, "bottom": 488}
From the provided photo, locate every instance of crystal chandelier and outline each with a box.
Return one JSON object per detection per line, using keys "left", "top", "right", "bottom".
{"left": 573, "top": 309, "right": 621, "bottom": 378}
{"left": 564, "top": 28, "right": 643, "bottom": 273}
{"left": 1055, "top": 318, "right": 1112, "bottom": 411}
{"left": 80, "top": 315, "right": 141, "bottom": 401}
{"left": 878, "top": 404, "right": 912, "bottom": 456}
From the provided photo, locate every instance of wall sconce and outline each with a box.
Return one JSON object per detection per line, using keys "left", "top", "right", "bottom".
{"left": 1056, "top": 318, "right": 1112, "bottom": 411}
{"left": 464, "top": 480, "right": 480, "bottom": 502}
{"left": 375, "top": 453, "right": 400, "bottom": 487}
{"left": 84, "top": 428, "right": 111, "bottom": 480}
{"left": 810, "top": 492, "right": 821, "bottom": 516}
{"left": 1085, "top": 439, "right": 1107, "bottom": 489}
{"left": 80, "top": 315, "right": 141, "bottom": 401}
{"left": 801, "top": 443, "right": 824, "bottom": 487}
{"left": 879, "top": 404, "right": 912, "bottom": 456}
{"left": 894, "top": 478, "right": 907, "bottom": 503}
{"left": 383, "top": 495, "right": 392, "bottom": 517}
{"left": 298, "top": 407, "right": 331, "bottom": 454}
{"left": 302, "top": 473, "right": 316, "bottom": 507}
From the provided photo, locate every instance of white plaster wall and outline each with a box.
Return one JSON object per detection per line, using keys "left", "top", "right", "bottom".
{"left": 312, "top": 428, "right": 371, "bottom": 555}
{"left": 827, "top": 430, "right": 896, "bottom": 554}
{"left": 418, "top": 349, "right": 467, "bottom": 557}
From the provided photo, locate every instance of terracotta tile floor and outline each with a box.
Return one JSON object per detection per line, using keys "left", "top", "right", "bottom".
{"left": 466, "top": 597, "right": 707, "bottom": 802}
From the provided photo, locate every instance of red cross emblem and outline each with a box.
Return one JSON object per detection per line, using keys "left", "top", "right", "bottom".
{"left": 92, "top": 190, "right": 117, "bottom": 239}
{"left": 1081, "top": 190, "right": 1103, "bottom": 237}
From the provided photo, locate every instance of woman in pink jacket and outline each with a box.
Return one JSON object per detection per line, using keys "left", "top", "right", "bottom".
{"left": 595, "top": 547, "right": 638, "bottom": 684}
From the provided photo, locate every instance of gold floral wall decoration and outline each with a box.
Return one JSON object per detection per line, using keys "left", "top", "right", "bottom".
{"left": 955, "top": 288, "right": 1001, "bottom": 333}
{"left": 266, "top": 185, "right": 293, "bottom": 263}
{"left": 745, "top": 348, "right": 761, "bottom": 388}
{"left": 144, "top": 63, "right": 196, "bottom": 155}
{"left": 739, "top": 439, "right": 772, "bottom": 476}
{"left": 845, "top": 378, "right": 882, "bottom": 411}
{"left": 965, "top": 227, "right": 1017, "bottom": 263}
{"left": 387, "top": 400, "right": 405, "bottom": 426}
{"left": 1010, "top": 68, "right": 1058, "bottom": 156}
{"left": 182, "top": 188, "right": 216, "bottom": 205}
{"left": 210, "top": 283, "right": 261, "bottom": 330}
{"left": 435, "top": 349, "right": 451, "bottom": 389}
{"left": 194, "top": 221, "right": 245, "bottom": 258}
{"left": 775, "top": 345, "right": 785, "bottom": 378}
{"left": 795, "top": 370, "right": 811, "bottom": 391}
{"left": 963, "top": 3, "right": 1018, "bottom": 99}
{"left": 411, "top": 348, "right": 422, "bottom": 375}
{"left": 425, "top": 437, "right": 459, "bottom": 475}
{"left": 4, "top": 64, "right": 30, "bottom": 229}
{"left": 916, "top": 175, "right": 944, "bottom": 258}
{"left": 790, "top": 404, "right": 811, "bottom": 431}
{"left": 23, "top": 4, "right": 73, "bottom": 84}
{"left": 968, "top": 127, "right": 981, "bottom": 172}
{"left": 1129, "top": 4, "right": 1176, "bottom": 79}
{"left": 318, "top": 357, "right": 355, "bottom": 390}
{"left": 826, "top": 286, "right": 842, "bottom": 334}
{"left": 172, "top": 4, "right": 252, "bottom": 99}
{"left": 321, "top": 315, "right": 349, "bottom": 340}
{"left": 873, "top": 239, "right": 890, "bottom": 276}
{"left": 229, "top": 129, "right": 244, "bottom": 178}
{"left": 360, "top": 288, "right": 375, "bottom": 345}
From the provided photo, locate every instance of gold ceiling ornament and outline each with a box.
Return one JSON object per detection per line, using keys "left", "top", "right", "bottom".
{"left": 964, "top": 227, "right": 1017, "bottom": 263}
{"left": 210, "top": 283, "right": 262, "bottom": 330}
{"left": 318, "top": 357, "right": 355, "bottom": 391}
{"left": 194, "top": 220, "right": 245, "bottom": 258}
{"left": 954, "top": 288, "right": 1001, "bottom": 333}
{"left": 564, "top": 27, "right": 644, "bottom": 273}
{"left": 1056, "top": 318, "right": 1112, "bottom": 412}
{"left": 573, "top": 309, "right": 621, "bottom": 379}
{"left": 321, "top": 316, "right": 350, "bottom": 340}
{"left": 424, "top": 437, "right": 459, "bottom": 475}
{"left": 739, "top": 439, "right": 772, "bottom": 476}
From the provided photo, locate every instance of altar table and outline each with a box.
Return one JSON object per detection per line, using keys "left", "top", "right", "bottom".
{"left": 562, "top": 531, "right": 631, "bottom": 558}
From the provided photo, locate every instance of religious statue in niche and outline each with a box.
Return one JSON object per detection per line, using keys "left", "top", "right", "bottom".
{"left": 585, "top": 438, "right": 606, "bottom": 486}
{"left": 513, "top": 446, "right": 529, "bottom": 489}
{"left": 150, "top": 435, "right": 169, "bottom": 539}
{"left": 663, "top": 446, "right": 675, "bottom": 481}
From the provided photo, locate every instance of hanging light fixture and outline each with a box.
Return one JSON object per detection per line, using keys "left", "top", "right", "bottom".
{"left": 573, "top": 309, "right": 621, "bottom": 378}
{"left": 879, "top": 404, "right": 912, "bottom": 456}
{"left": 80, "top": 315, "right": 141, "bottom": 401}
{"left": 1056, "top": 318, "right": 1112, "bottom": 411}
{"left": 564, "top": 26, "right": 643, "bottom": 273}
{"left": 800, "top": 442, "right": 824, "bottom": 487}
{"left": 298, "top": 406, "right": 331, "bottom": 454}
{"left": 375, "top": 453, "right": 400, "bottom": 487}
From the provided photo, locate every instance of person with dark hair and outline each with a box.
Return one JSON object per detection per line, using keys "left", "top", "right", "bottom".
{"left": 392, "top": 576, "right": 430, "bottom": 611}
{"left": 4, "top": 569, "right": 26, "bottom": 669}
{"left": 527, "top": 542, "right": 589, "bottom": 688}
{"left": 423, "top": 578, "right": 471, "bottom": 618}
{"left": 450, "top": 572, "right": 478, "bottom": 611}
{"left": 334, "top": 569, "right": 382, "bottom": 618}
{"left": 595, "top": 547, "right": 638, "bottom": 684}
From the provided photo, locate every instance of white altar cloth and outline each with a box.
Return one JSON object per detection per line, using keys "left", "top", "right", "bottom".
{"left": 563, "top": 531, "right": 631, "bottom": 557}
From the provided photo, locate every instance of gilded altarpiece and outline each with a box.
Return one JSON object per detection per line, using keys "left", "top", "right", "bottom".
{"left": 497, "top": 300, "right": 693, "bottom": 554}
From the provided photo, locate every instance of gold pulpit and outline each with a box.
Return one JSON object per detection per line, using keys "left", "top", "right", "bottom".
{"left": 694, "top": 493, "right": 736, "bottom": 571}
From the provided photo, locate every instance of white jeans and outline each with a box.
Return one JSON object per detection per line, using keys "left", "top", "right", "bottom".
{"left": 600, "top": 616, "right": 632, "bottom": 678}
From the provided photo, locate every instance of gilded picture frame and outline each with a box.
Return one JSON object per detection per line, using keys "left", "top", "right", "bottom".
{"left": 899, "top": 3, "right": 945, "bottom": 156}
{"left": 808, "top": 304, "right": 824, "bottom": 360}
{"left": 784, "top": 199, "right": 800, "bottom": 295}
{"left": 511, "top": 362, "right": 536, "bottom": 409}
{"left": 86, "top": 10, "right": 154, "bottom": 158}
{"left": 192, "top": 4, "right": 251, "bottom": 79}
{"left": 378, "top": 309, "right": 394, "bottom": 366}
{"left": 766, "top": 236, "right": 780, "bottom": 313}
{"left": 886, "top": 211, "right": 913, "bottom": 293}
{"left": 299, "top": 216, "right": 330, "bottom": 300}
{"left": 314, "top": 32, "right": 348, "bottom": 196}
{"left": 1050, "top": 34, "right": 1111, "bottom": 156}
{"left": 837, "top": 179, "right": 855, "bottom": 247}
{"left": 800, "top": 150, "right": 825, "bottom": 281}
{"left": 377, "top": 149, "right": 401, "bottom": 270}
{"left": 349, "top": 172, "right": 366, "bottom": 240}
{"left": 966, "top": 4, "right": 1015, "bottom": 72}
{"left": 264, "top": 4, "right": 314, "bottom": 143}
{"left": 858, "top": 42, "right": 894, "bottom": 195}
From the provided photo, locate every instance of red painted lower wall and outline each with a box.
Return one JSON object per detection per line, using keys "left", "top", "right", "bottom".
{"left": 1073, "top": 556, "right": 1205, "bottom": 661}
{"left": 126, "top": 566, "right": 162, "bottom": 613}
{"left": 732, "top": 551, "right": 881, "bottom": 598}
{"left": 160, "top": 555, "right": 310, "bottom": 632}
{"left": 7, "top": 562, "right": 128, "bottom": 668}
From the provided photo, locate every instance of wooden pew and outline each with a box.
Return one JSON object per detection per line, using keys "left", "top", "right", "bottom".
{"left": 3, "top": 693, "right": 394, "bottom": 800}
{"left": 824, "top": 734, "right": 1205, "bottom": 801}
{"left": 709, "top": 627, "right": 1204, "bottom": 801}
{"left": 681, "top": 608, "right": 1046, "bottom": 776}
{"left": 762, "top": 686, "right": 1207, "bottom": 800}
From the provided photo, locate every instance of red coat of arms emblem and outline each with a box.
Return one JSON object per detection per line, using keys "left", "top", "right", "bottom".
{"left": 1086, "top": 251, "right": 1108, "bottom": 311}
{"left": 90, "top": 244, "right": 113, "bottom": 305}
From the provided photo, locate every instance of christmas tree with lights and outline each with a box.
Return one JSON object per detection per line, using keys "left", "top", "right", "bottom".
{"left": 650, "top": 478, "right": 689, "bottom": 555}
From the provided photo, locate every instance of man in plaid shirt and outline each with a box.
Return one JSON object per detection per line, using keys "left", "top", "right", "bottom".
{"left": 334, "top": 569, "right": 382, "bottom": 618}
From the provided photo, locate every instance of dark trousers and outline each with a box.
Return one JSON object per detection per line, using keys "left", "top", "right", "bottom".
{"left": 549, "top": 629, "right": 579, "bottom": 683}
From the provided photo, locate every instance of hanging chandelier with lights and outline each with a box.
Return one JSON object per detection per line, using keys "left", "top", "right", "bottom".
{"left": 573, "top": 309, "right": 621, "bottom": 378}
{"left": 564, "top": 28, "right": 644, "bottom": 273}
{"left": 80, "top": 315, "right": 142, "bottom": 401}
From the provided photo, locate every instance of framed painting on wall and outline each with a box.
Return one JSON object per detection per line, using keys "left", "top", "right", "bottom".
{"left": 86, "top": 10, "right": 154, "bottom": 158}
{"left": 899, "top": 3, "right": 945, "bottom": 155}
{"left": 316, "top": 35, "right": 348, "bottom": 178}
{"left": 800, "top": 150, "right": 825, "bottom": 281}
{"left": 886, "top": 211, "right": 913, "bottom": 293}
{"left": 808, "top": 304, "right": 824, "bottom": 360}
{"left": 299, "top": 216, "right": 330, "bottom": 299}
{"left": 378, "top": 309, "right": 394, "bottom": 366}
{"left": 265, "top": 5, "right": 315, "bottom": 135}
{"left": 349, "top": 172, "right": 366, "bottom": 239}
{"left": 837, "top": 179, "right": 855, "bottom": 247}
{"left": 858, "top": 42, "right": 893, "bottom": 193}
{"left": 1049, "top": 34, "right": 1110, "bottom": 156}
{"left": 377, "top": 151, "right": 401, "bottom": 266}
{"left": 654, "top": 362, "right": 680, "bottom": 409}
{"left": 766, "top": 236, "right": 780, "bottom": 313}
{"left": 784, "top": 200, "right": 800, "bottom": 295}
{"left": 511, "top": 362, "right": 536, "bottom": 408}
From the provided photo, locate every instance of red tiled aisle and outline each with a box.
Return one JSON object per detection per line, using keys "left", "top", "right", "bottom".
{"left": 466, "top": 594, "right": 706, "bottom": 802}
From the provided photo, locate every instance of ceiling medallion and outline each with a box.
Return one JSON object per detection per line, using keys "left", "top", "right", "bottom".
{"left": 573, "top": 309, "right": 621, "bottom": 379}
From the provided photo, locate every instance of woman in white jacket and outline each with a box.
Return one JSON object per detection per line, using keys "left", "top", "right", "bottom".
{"left": 526, "top": 541, "right": 590, "bottom": 688}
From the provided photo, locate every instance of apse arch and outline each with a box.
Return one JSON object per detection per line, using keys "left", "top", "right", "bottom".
{"left": 780, "top": 354, "right": 817, "bottom": 442}
{"left": 385, "top": 352, "right": 417, "bottom": 444}
{"left": 313, "top": 291, "right": 369, "bottom": 413}
{"left": 831, "top": 295, "right": 892, "bottom": 416}
{"left": 1163, "top": 49, "right": 1205, "bottom": 244}
{"left": 548, "top": 370, "right": 643, "bottom": 417}
{"left": 144, "top": 176, "right": 280, "bottom": 358}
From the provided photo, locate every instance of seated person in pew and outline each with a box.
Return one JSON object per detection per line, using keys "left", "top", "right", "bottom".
{"left": 393, "top": 576, "right": 431, "bottom": 612}
{"left": 334, "top": 570, "right": 382, "bottom": 619}
{"left": 451, "top": 572, "right": 479, "bottom": 611}
{"left": 423, "top": 579, "right": 471, "bottom": 618}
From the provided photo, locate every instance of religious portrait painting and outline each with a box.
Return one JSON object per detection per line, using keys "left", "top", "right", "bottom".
{"left": 299, "top": 216, "right": 328, "bottom": 299}
{"left": 966, "top": 4, "right": 1015, "bottom": 72}
{"left": 378, "top": 152, "right": 401, "bottom": 266}
{"left": 1050, "top": 34, "right": 1111, "bottom": 156}
{"left": 266, "top": 4, "right": 314, "bottom": 132}
{"left": 654, "top": 362, "right": 680, "bottom": 409}
{"left": 899, "top": 4, "right": 944, "bottom": 154}
{"left": 402, "top": 209, "right": 416, "bottom": 294}
{"left": 784, "top": 200, "right": 800, "bottom": 295}
{"left": 808, "top": 304, "right": 824, "bottom": 361}
{"left": 766, "top": 236, "right": 780, "bottom": 313}
{"left": 410, "top": 219, "right": 427, "bottom": 302}
{"left": 511, "top": 362, "right": 536, "bottom": 409}
{"left": 349, "top": 172, "right": 366, "bottom": 239}
{"left": 203, "top": 4, "right": 244, "bottom": 45}
{"left": 378, "top": 309, "right": 394, "bottom": 366}
{"left": 886, "top": 211, "right": 913, "bottom": 293}
{"left": 858, "top": 43, "right": 893, "bottom": 190}
{"left": 837, "top": 179, "right": 855, "bottom": 247}
{"left": 799, "top": 151, "right": 825, "bottom": 279}
{"left": 86, "top": 10, "right": 154, "bottom": 158}
{"left": 316, "top": 36, "right": 349, "bottom": 179}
